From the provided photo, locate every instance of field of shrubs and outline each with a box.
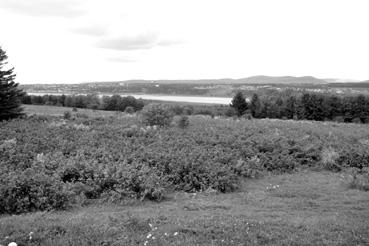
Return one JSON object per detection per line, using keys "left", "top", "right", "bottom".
{"left": 1, "top": 106, "right": 369, "bottom": 215}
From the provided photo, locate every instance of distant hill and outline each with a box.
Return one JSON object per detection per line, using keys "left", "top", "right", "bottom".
{"left": 234, "top": 76, "right": 327, "bottom": 84}
{"left": 20, "top": 75, "right": 369, "bottom": 97}
{"left": 76, "top": 76, "right": 328, "bottom": 86}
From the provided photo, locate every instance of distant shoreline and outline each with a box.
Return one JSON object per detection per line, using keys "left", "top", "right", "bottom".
{"left": 26, "top": 92, "right": 233, "bottom": 105}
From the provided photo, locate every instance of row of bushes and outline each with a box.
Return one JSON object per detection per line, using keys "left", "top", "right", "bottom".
{"left": 1, "top": 112, "right": 369, "bottom": 214}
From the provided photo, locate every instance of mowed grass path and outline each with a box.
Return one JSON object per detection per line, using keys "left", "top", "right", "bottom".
{"left": 1, "top": 171, "right": 368, "bottom": 245}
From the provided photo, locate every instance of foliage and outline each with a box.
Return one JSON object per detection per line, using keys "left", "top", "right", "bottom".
{"left": 63, "top": 111, "right": 72, "bottom": 120}
{"left": 141, "top": 103, "right": 173, "bottom": 127}
{"left": 246, "top": 91, "right": 369, "bottom": 123}
{"left": 176, "top": 115, "right": 190, "bottom": 129}
{"left": 124, "top": 106, "right": 135, "bottom": 114}
{"left": 0, "top": 46, "right": 24, "bottom": 121}
{"left": 230, "top": 91, "right": 248, "bottom": 116}
{"left": 1, "top": 114, "right": 369, "bottom": 214}
{"left": 321, "top": 147, "right": 340, "bottom": 171}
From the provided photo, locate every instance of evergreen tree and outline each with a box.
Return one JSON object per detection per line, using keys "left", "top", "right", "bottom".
{"left": 250, "top": 93, "right": 261, "bottom": 118}
{"left": 324, "top": 95, "right": 340, "bottom": 120}
{"left": 0, "top": 47, "right": 24, "bottom": 120}
{"left": 230, "top": 91, "right": 248, "bottom": 116}
{"left": 285, "top": 96, "right": 296, "bottom": 119}
{"left": 275, "top": 97, "right": 284, "bottom": 118}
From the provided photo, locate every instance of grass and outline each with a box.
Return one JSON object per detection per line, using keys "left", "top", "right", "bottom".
{"left": 0, "top": 171, "right": 368, "bottom": 245}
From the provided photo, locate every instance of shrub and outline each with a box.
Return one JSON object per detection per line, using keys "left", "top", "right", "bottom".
{"left": 170, "top": 105, "right": 184, "bottom": 115}
{"left": 183, "top": 106, "right": 194, "bottom": 115}
{"left": 176, "top": 115, "right": 190, "bottom": 129}
{"left": 75, "top": 112, "right": 89, "bottom": 119}
{"left": 241, "top": 113, "right": 253, "bottom": 120}
{"left": 141, "top": 103, "right": 173, "bottom": 127}
{"left": 72, "top": 107, "right": 78, "bottom": 112}
{"left": 333, "top": 116, "right": 345, "bottom": 123}
{"left": 233, "top": 157, "right": 264, "bottom": 178}
{"left": 0, "top": 170, "right": 72, "bottom": 214}
{"left": 225, "top": 107, "right": 237, "bottom": 117}
{"left": 321, "top": 147, "right": 340, "bottom": 171}
{"left": 337, "top": 147, "right": 369, "bottom": 169}
{"left": 352, "top": 117, "right": 363, "bottom": 124}
{"left": 63, "top": 111, "right": 72, "bottom": 120}
{"left": 111, "top": 164, "right": 166, "bottom": 201}
{"left": 124, "top": 106, "right": 135, "bottom": 114}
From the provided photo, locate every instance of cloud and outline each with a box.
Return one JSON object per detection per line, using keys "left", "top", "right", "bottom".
{"left": 96, "top": 33, "right": 183, "bottom": 51}
{"left": 70, "top": 25, "right": 108, "bottom": 36}
{"left": 0, "top": 0, "right": 85, "bottom": 18}
{"left": 106, "top": 57, "right": 137, "bottom": 63}
{"left": 96, "top": 33, "right": 158, "bottom": 51}
{"left": 157, "top": 39, "right": 183, "bottom": 47}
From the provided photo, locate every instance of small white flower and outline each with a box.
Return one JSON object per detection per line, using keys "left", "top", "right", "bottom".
{"left": 164, "top": 233, "right": 168, "bottom": 236}
{"left": 174, "top": 232, "right": 178, "bottom": 236}
{"left": 8, "top": 243, "right": 17, "bottom": 246}
{"left": 147, "top": 233, "right": 152, "bottom": 239}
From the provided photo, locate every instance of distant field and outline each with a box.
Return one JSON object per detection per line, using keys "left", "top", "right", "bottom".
{"left": 1, "top": 108, "right": 369, "bottom": 245}
{"left": 23, "top": 104, "right": 118, "bottom": 117}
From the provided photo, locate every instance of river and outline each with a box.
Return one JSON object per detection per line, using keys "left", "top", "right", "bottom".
{"left": 27, "top": 92, "right": 233, "bottom": 105}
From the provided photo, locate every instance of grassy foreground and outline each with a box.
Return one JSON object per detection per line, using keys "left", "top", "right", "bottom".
{"left": 1, "top": 105, "right": 369, "bottom": 245}
{"left": 1, "top": 171, "right": 368, "bottom": 245}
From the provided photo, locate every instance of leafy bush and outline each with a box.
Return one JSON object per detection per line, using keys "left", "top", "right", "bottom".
{"left": 124, "top": 106, "right": 135, "bottom": 114}
{"left": 225, "top": 107, "right": 237, "bottom": 117}
{"left": 75, "top": 112, "right": 89, "bottom": 119}
{"left": 141, "top": 103, "right": 173, "bottom": 127}
{"left": 233, "top": 157, "right": 264, "bottom": 178}
{"left": 63, "top": 111, "right": 72, "bottom": 120}
{"left": 242, "top": 113, "right": 253, "bottom": 120}
{"left": 2, "top": 113, "right": 369, "bottom": 214}
{"left": 321, "top": 147, "right": 340, "bottom": 171}
{"left": 176, "top": 115, "right": 190, "bottom": 129}
{"left": 0, "top": 170, "right": 71, "bottom": 214}
{"left": 337, "top": 147, "right": 369, "bottom": 169}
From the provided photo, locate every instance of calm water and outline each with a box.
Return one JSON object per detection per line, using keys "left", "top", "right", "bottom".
{"left": 28, "top": 93, "right": 232, "bottom": 105}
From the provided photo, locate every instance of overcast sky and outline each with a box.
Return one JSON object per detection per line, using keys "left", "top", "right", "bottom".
{"left": 1, "top": 0, "right": 369, "bottom": 84}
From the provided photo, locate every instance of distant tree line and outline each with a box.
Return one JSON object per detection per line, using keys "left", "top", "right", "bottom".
{"left": 22, "top": 93, "right": 235, "bottom": 117}
{"left": 231, "top": 91, "right": 369, "bottom": 123}
{"left": 22, "top": 94, "right": 144, "bottom": 112}
{"left": 22, "top": 91, "right": 369, "bottom": 123}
